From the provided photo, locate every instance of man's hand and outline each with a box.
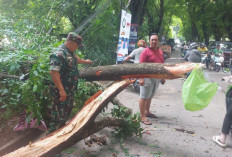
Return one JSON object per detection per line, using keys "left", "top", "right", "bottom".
{"left": 76, "top": 55, "right": 92, "bottom": 65}
{"left": 85, "top": 59, "right": 92, "bottom": 65}
{"left": 50, "top": 71, "right": 66, "bottom": 101}
{"left": 139, "top": 78, "right": 145, "bottom": 86}
{"left": 161, "top": 79, "right": 166, "bottom": 85}
{"left": 59, "top": 90, "right": 67, "bottom": 101}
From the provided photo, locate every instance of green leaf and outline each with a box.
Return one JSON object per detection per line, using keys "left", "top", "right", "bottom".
{"left": 33, "top": 70, "right": 38, "bottom": 76}
{"left": 64, "top": 147, "right": 77, "bottom": 154}
{"left": 33, "top": 85, "right": 37, "bottom": 92}
{"left": 1, "top": 105, "right": 7, "bottom": 109}
{"left": 53, "top": 40, "right": 65, "bottom": 48}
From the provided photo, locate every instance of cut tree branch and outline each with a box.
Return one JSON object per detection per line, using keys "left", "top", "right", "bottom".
{"left": 4, "top": 79, "right": 132, "bottom": 157}
{"left": 0, "top": 62, "right": 199, "bottom": 81}
{"left": 79, "top": 62, "right": 200, "bottom": 81}
{"left": 3, "top": 62, "right": 201, "bottom": 156}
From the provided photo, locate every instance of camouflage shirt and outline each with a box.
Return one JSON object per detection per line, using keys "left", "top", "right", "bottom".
{"left": 49, "top": 43, "right": 79, "bottom": 93}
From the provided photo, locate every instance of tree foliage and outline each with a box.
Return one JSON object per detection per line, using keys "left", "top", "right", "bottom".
{"left": 0, "top": 0, "right": 231, "bottom": 141}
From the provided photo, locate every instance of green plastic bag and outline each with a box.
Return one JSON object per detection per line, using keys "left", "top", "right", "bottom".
{"left": 182, "top": 67, "right": 218, "bottom": 111}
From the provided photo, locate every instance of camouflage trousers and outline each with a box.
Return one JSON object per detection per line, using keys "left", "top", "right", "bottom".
{"left": 49, "top": 88, "right": 74, "bottom": 131}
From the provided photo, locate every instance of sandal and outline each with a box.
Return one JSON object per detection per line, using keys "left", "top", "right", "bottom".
{"left": 213, "top": 136, "right": 226, "bottom": 147}
{"left": 146, "top": 113, "right": 158, "bottom": 118}
{"left": 141, "top": 119, "right": 152, "bottom": 125}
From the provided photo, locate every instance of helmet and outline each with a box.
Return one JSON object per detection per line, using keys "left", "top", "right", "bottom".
{"left": 190, "top": 43, "right": 198, "bottom": 49}
{"left": 200, "top": 43, "right": 205, "bottom": 47}
{"left": 137, "top": 40, "right": 146, "bottom": 47}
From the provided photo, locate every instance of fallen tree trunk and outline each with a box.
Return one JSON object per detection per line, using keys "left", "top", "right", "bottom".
{"left": 4, "top": 79, "right": 133, "bottom": 157}
{"left": 79, "top": 62, "right": 200, "bottom": 81}
{"left": 3, "top": 62, "right": 200, "bottom": 156}
{"left": 0, "top": 62, "right": 199, "bottom": 80}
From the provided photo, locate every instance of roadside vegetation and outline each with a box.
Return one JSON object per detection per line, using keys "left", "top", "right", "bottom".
{"left": 0, "top": 0, "right": 232, "bottom": 140}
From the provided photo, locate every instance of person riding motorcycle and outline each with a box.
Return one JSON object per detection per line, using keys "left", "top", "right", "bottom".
{"left": 205, "top": 51, "right": 212, "bottom": 69}
{"left": 183, "top": 44, "right": 201, "bottom": 63}
{"left": 124, "top": 40, "right": 146, "bottom": 63}
{"left": 209, "top": 45, "right": 224, "bottom": 71}
{"left": 198, "top": 44, "right": 208, "bottom": 54}
{"left": 182, "top": 44, "right": 201, "bottom": 77}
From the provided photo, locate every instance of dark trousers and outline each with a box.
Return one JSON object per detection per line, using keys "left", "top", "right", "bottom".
{"left": 222, "top": 87, "right": 232, "bottom": 134}
{"left": 205, "top": 55, "right": 211, "bottom": 69}
{"left": 48, "top": 88, "right": 74, "bottom": 131}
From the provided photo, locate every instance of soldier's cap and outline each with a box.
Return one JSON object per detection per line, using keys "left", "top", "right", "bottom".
{"left": 67, "top": 32, "right": 83, "bottom": 47}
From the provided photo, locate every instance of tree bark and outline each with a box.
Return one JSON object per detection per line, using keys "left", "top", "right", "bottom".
{"left": 155, "top": 0, "right": 164, "bottom": 33}
{"left": 3, "top": 62, "right": 199, "bottom": 156}
{"left": 4, "top": 79, "right": 133, "bottom": 157}
{"left": 222, "top": 1, "right": 232, "bottom": 42}
{"left": 78, "top": 62, "right": 199, "bottom": 81}
{"left": 201, "top": 2, "right": 209, "bottom": 46}
{"left": 0, "top": 62, "right": 199, "bottom": 81}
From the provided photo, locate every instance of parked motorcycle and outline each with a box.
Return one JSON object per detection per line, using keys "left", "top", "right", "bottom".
{"left": 132, "top": 79, "right": 140, "bottom": 92}
{"left": 124, "top": 60, "right": 140, "bottom": 92}
{"left": 210, "top": 54, "right": 224, "bottom": 72}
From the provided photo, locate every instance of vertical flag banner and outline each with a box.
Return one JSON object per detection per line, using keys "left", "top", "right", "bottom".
{"left": 129, "top": 24, "right": 138, "bottom": 52}
{"left": 117, "top": 10, "right": 131, "bottom": 62}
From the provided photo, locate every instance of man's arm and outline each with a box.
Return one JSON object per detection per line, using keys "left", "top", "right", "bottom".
{"left": 50, "top": 70, "right": 66, "bottom": 101}
{"left": 123, "top": 55, "right": 131, "bottom": 62}
{"left": 139, "top": 78, "right": 145, "bottom": 86}
{"left": 76, "top": 55, "right": 92, "bottom": 64}
{"left": 124, "top": 50, "right": 136, "bottom": 62}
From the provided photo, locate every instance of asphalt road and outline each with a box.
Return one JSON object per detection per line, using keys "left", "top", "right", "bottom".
{"left": 61, "top": 49, "right": 232, "bottom": 157}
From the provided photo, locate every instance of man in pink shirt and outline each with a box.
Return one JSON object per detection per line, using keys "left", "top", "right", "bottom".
{"left": 139, "top": 33, "right": 165, "bottom": 125}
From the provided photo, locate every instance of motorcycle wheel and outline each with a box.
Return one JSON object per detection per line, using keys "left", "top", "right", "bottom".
{"left": 133, "top": 82, "right": 140, "bottom": 92}
{"left": 216, "top": 64, "right": 221, "bottom": 72}
{"left": 222, "top": 67, "right": 229, "bottom": 73}
{"left": 213, "top": 63, "right": 216, "bottom": 71}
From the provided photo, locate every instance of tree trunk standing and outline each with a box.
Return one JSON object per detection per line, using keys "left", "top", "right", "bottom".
{"left": 186, "top": 2, "right": 199, "bottom": 42}
{"left": 212, "top": 22, "right": 222, "bottom": 41}
{"left": 129, "top": 0, "right": 148, "bottom": 36}
{"left": 201, "top": 2, "right": 209, "bottom": 46}
{"left": 211, "top": 1, "right": 223, "bottom": 42}
{"left": 165, "top": 15, "right": 172, "bottom": 40}
{"left": 155, "top": 0, "right": 164, "bottom": 34}
{"left": 146, "top": 0, "right": 164, "bottom": 36}
{"left": 129, "top": 0, "right": 139, "bottom": 24}
{"left": 138, "top": 0, "right": 148, "bottom": 26}
{"left": 190, "top": 19, "right": 199, "bottom": 42}
{"left": 222, "top": 1, "right": 232, "bottom": 42}
{"left": 146, "top": 8, "right": 153, "bottom": 36}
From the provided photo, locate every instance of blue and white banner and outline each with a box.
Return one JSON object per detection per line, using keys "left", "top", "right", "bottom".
{"left": 117, "top": 10, "right": 131, "bottom": 62}
{"left": 129, "top": 24, "right": 138, "bottom": 52}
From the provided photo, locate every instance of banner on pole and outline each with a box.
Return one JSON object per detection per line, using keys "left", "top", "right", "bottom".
{"left": 129, "top": 24, "right": 138, "bottom": 52}
{"left": 116, "top": 10, "right": 131, "bottom": 62}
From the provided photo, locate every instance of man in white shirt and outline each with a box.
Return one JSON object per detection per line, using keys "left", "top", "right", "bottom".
{"left": 124, "top": 40, "right": 146, "bottom": 63}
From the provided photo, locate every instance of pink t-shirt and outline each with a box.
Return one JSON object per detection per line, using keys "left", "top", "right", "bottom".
{"left": 139, "top": 47, "right": 164, "bottom": 63}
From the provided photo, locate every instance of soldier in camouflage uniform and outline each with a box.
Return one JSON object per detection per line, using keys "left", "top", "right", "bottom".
{"left": 49, "top": 32, "right": 92, "bottom": 132}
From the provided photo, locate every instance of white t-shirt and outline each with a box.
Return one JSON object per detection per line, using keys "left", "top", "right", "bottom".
{"left": 129, "top": 47, "right": 145, "bottom": 63}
